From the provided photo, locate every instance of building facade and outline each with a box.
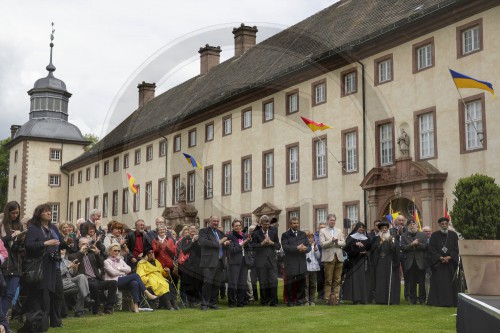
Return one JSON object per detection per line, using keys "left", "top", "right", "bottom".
{"left": 8, "top": 0, "right": 500, "bottom": 235}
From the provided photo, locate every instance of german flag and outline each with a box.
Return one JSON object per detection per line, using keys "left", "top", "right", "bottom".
{"left": 300, "top": 116, "right": 332, "bottom": 132}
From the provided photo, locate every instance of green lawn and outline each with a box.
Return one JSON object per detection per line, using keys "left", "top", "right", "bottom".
{"left": 12, "top": 281, "right": 457, "bottom": 333}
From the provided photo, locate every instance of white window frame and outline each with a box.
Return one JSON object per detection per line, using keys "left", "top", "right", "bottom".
{"left": 316, "top": 208, "right": 327, "bottom": 224}
{"left": 264, "top": 152, "right": 274, "bottom": 188}
{"left": 243, "top": 110, "right": 252, "bottom": 129}
{"left": 145, "top": 182, "right": 152, "bottom": 209}
{"left": 344, "top": 72, "right": 356, "bottom": 95}
{"left": 173, "top": 176, "right": 180, "bottom": 204}
{"left": 205, "top": 167, "right": 213, "bottom": 199}
{"left": 174, "top": 136, "right": 181, "bottom": 152}
{"left": 188, "top": 173, "right": 195, "bottom": 202}
{"left": 417, "top": 44, "right": 432, "bottom": 70}
{"left": 206, "top": 123, "right": 214, "bottom": 141}
{"left": 189, "top": 130, "right": 197, "bottom": 147}
{"left": 380, "top": 124, "right": 393, "bottom": 166}
{"left": 50, "top": 204, "right": 59, "bottom": 223}
{"left": 264, "top": 101, "right": 274, "bottom": 122}
{"left": 419, "top": 113, "right": 435, "bottom": 158}
{"left": 347, "top": 205, "right": 359, "bottom": 225}
{"left": 223, "top": 117, "right": 232, "bottom": 135}
{"left": 50, "top": 149, "right": 61, "bottom": 161}
{"left": 223, "top": 163, "right": 231, "bottom": 195}
{"left": 378, "top": 59, "right": 392, "bottom": 83}
{"left": 345, "top": 132, "right": 357, "bottom": 172}
{"left": 49, "top": 175, "right": 61, "bottom": 187}
{"left": 465, "top": 100, "right": 483, "bottom": 150}
{"left": 158, "top": 179, "right": 165, "bottom": 207}
{"left": 315, "top": 140, "right": 326, "bottom": 178}
{"left": 288, "top": 93, "right": 298, "bottom": 113}
{"left": 289, "top": 146, "right": 299, "bottom": 183}
{"left": 463, "top": 25, "right": 480, "bottom": 55}
{"left": 315, "top": 83, "right": 326, "bottom": 104}
{"left": 242, "top": 158, "right": 251, "bottom": 192}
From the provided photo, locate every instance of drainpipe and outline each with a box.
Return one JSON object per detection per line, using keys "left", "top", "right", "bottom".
{"left": 355, "top": 59, "right": 368, "bottom": 222}
{"left": 159, "top": 135, "right": 168, "bottom": 210}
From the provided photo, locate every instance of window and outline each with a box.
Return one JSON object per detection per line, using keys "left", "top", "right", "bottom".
{"left": 13, "top": 175, "right": 17, "bottom": 188}
{"left": 344, "top": 201, "right": 360, "bottom": 227}
{"left": 205, "top": 166, "right": 213, "bottom": 199}
{"left": 172, "top": 175, "right": 180, "bottom": 204}
{"left": 286, "top": 143, "right": 299, "bottom": 184}
{"left": 312, "top": 79, "right": 326, "bottom": 106}
{"left": 313, "top": 136, "right": 327, "bottom": 179}
{"left": 50, "top": 149, "right": 61, "bottom": 161}
{"left": 133, "top": 185, "right": 140, "bottom": 212}
{"left": 94, "top": 164, "right": 99, "bottom": 178}
{"left": 187, "top": 172, "right": 195, "bottom": 202}
{"left": 93, "top": 195, "right": 99, "bottom": 209}
{"left": 287, "top": 208, "right": 300, "bottom": 226}
{"left": 286, "top": 90, "right": 299, "bottom": 115}
{"left": 49, "top": 174, "right": 61, "bottom": 187}
{"left": 14, "top": 150, "right": 18, "bottom": 163}
{"left": 457, "top": 19, "right": 482, "bottom": 58}
{"left": 241, "top": 156, "right": 252, "bottom": 192}
{"left": 342, "top": 128, "right": 358, "bottom": 173}
{"left": 314, "top": 205, "right": 328, "bottom": 226}
{"left": 113, "top": 157, "right": 120, "bottom": 171}
{"left": 413, "top": 38, "right": 434, "bottom": 73}
{"left": 187, "top": 129, "right": 196, "bottom": 148}
{"left": 205, "top": 122, "right": 214, "bottom": 142}
{"left": 223, "top": 116, "right": 232, "bottom": 136}
{"left": 159, "top": 140, "right": 167, "bottom": 157}
{"left": 380, "top": 123, "right": 393, "bottom": 166}
{"left": 70, "top": 173, "right": 74, "bottom": 186}
{"left": 222, "top": 217, "right": 231, "bottom": 233}
{"left": 414, "top": 108, "right": 437, "bottom": 160}
{"left": 146, "top": 145, "right": 153, "bottom": 161}
{"left": 341, "top": 69, "right": 357, "bottom": 96}
{"left": 77, "top": 200, "right": 81, "bottom": 219}
{"left": 104, "top": 160, "right": 110, "bottom": 175}
{"left": 375, "top": 54, "right": 393, "bottom": 85}
{"left": 263, "top": 150, "right": 274, "bottom": 188}
{"left": 123, "top": 153, "right": 129, "bottom": 169}
{"left": 69, "top": 202, "right": 73, "bottom": 221}
{"left": 145, "top": 182, "right": 152, "bottom": 209}
{"left": 263, "top": 99, "right": 274, "bottom": 122}
{"left": 78, "top": 171, "right": 82, "bottom": 183}
{"left": 85, "top": 198, "right": 90, "bottom": 219}
{"left": 158, "top": 179, "right": 166, "bottom": 207}
{"left": 134, "top": 150, "right": 141, "bottom": 164}
{"left": 49, "top": 203, "right": 59, "bottom": 223}
{"left": 242, "top": 215, "right": 252, "bottom": 228}
{"left": 112, "top": 191, "right": 118, "bottom": 216}
{"left": 122, "top": 189, "right": 129, "bottom": 214}
{"left": 222, "top": 161, "right": 231, "bottom": 196}
{"left": 86, "top": 168, "right": 91, "bottom": 181}
{"left": 103, "top": 193, "right": 108, "bottom": 218}
{"left": 459, "top": 94, "right": 486, "bottom": 153}
{"left": 173, "top": 135, "right": 181, "bottom": 152}
{"left": 242, "top": 108, "right": 252, "bottom": 130}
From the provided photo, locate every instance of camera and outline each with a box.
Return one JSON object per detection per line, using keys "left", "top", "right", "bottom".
{"left": 50, "top": 251, "right": 62, "bottom": 262}
{"left": 89, "top": 240, "right": 96, "bottom": 247}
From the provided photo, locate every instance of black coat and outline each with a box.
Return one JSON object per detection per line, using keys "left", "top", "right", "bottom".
{"left": 400, "top": 231, "right": 428, "bottom": 270}
{"left": 281, "top": 229, "right": 311, "bottom": 275}
{"left": 68, "top": 250, "right": 104, "bottom": 280}
{"left": 198, "top": 227, "right": 226, "bottom": 268}
{"left": 251, "top": 228, "right": 280, "bottom": 268}
{"left": 226, "top": 232, "right": 251, "bottom": 265}
{"left": 1, "top": 222, "right": 25, "bottom": 277}
{"left": 126, "top": 230, "right": 152, "bottom": 258}
{"left": 24, "top": 224, "right": 64, "bottom": 292}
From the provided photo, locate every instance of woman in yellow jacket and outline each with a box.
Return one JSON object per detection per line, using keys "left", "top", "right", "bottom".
{"left": 137, "top": 250, "right": 179, "bottom": 310}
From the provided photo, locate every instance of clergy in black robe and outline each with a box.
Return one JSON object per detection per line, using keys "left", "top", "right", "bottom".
{"left": 427, "top": 217, "right": 459, "bottom": 307}
{"left": 372, "top": 221, "right": 401, "bottom": 305}
{"left": 343, "top": 222, "right": 371, "bottom": 304}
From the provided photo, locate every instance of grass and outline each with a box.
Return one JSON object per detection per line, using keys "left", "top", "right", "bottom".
{"left": 12, "top": 280, "right": 457, "bottom": 333}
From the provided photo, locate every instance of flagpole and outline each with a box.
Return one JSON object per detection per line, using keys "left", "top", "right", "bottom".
{"left": 311, "top": 130, "right": 346, "bottom": 172}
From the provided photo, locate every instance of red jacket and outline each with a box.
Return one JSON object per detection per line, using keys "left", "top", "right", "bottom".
{"left": 152, "top": 237, "right": 176, "bottom": 269}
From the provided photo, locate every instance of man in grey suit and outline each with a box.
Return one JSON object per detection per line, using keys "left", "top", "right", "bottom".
{"left": 281, "top": 216, "right": 311, "bottom": 306}
{"left": 401, "top": 219, "right": 428, "bottom": 304}
{"left": 198, "top": 215, "right": 229, "bottom": 310}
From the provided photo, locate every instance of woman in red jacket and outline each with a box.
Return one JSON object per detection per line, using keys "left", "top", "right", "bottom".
{"left": 152, "top": 226, "right": 176, "bottom": 282}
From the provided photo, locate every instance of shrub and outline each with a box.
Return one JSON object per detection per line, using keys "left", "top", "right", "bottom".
{"left": 450, "top": 174, "right": 500, "bottom": 240}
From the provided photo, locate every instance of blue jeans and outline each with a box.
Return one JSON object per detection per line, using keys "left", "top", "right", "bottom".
{"left": 1, "top": 275, "right": 20, "bottom": 316}
{"left": 117, "top": 274, "right": 146, "bottom": 303}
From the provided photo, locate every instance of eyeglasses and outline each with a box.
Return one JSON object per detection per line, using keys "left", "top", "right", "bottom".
{"left": 112, "top": 250, "right": 120, "bottom": 253}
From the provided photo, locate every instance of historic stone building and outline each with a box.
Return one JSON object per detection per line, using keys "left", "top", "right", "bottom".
{"left": 7, "top": 0, "right": 500, "bottom": 235}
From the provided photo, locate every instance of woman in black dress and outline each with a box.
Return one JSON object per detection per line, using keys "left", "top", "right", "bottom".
{"left": 343, "top": 222, "right": 371, "bottom": 304}
{"left": 180, "top": 225, "right": 203, "bottom": 307}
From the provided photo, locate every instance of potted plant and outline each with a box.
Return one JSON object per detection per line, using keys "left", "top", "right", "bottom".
{"left": 450, "top": 174, "right": 500, "bottom": 295}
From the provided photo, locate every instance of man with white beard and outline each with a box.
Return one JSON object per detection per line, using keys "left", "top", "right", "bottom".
{"left": 427, "top": 217, "right": 459, "bottom": 307}
{"left": 401, "top": 220, "right": 428, "bottom": 304}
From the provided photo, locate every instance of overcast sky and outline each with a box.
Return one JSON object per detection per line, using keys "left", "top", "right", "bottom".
{"left": 0, "top": 0, "right": 338, "bottom": 140}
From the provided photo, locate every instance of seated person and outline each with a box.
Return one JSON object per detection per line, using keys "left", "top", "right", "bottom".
{"left": 69, "top": 237, "right": 117, "bottom": 315}
{"left": 60, "top": 248, "right": 95, "bottom": 317}
{"left": 136, "top": 250, "right": 179, "bottom": 310}
{"left": 103, "top": 244, "right": 157, "bottom": 313}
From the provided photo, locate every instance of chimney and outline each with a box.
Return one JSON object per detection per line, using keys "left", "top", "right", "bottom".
{"left": 233, "top": 24, "right": 258, "bottom": 57}
{"left": 199, "top": 44, "right": 221, "bottom": 75}
{"left": 10, "top": 125, "right": 21, "bottom": 139}
{"left": 137, "top": 82, "right": 156, "bottom": 108}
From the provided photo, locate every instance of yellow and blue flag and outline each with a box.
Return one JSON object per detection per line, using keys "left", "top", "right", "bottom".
{"left": 449, "top": 69, "right": 495, "bottom": 97}
{"left": 183, "top": 153, "right": 202, "bottom": 170}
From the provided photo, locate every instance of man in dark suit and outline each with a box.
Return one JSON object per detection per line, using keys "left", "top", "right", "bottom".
{"left": 126, "top": 219, "right": 152, "bottom": 269}
{"left": 80, "top": 209, "right": 103, "bottom": 237}
{"left": 198, "top": 215, "right": 229, "bottom": 310}
{"left": 401, "top": 219, "right": 428, "bottom": 304}
{"left": 251, "top": 215, "right": 281, "bottom": 306}
{"left": 69, "top": 238, "right": 117, "bottom": 314}
{"left": 281, "top": 216, "right": 311, "bottom": 306}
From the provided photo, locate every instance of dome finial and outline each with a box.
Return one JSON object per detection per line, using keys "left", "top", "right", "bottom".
{"left": 46, "top": 22, "right": 56, "bottom": 75}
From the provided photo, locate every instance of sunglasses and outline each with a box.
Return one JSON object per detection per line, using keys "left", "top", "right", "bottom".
{"left": 112, "top": 249, "right": 120, "bottom": 253}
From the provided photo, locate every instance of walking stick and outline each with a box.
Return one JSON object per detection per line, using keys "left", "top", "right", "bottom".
{"left": 168, "top": 274, "right": 185, "bottom": 308}
{"left": 388, "top": 262, "right": 392, "bottom": 306}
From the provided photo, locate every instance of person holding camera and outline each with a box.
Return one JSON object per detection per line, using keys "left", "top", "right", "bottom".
{"left": 305, "top": 231, "right": 321, "bottom": 306}
{"left": 23, "top": 203, "right": 69, "bottom": 330}
{"left": 68, "top": 237, "right": 117, "bottom": 315}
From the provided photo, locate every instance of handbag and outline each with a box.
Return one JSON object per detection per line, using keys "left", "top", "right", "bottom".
{"left": 22, "top": 252, "right": 45, "bottom": 285}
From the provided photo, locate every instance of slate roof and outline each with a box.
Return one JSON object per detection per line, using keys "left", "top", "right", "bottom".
{"left": 13, "top": 118, "right": 87, "bottom": 143}
{"left": 65, "top": 0, "right": 461, "bottom": 168}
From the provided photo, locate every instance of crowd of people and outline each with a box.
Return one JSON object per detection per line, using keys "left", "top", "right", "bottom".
{"left": 0, "top": 200, "right": 461, "bottom": 332}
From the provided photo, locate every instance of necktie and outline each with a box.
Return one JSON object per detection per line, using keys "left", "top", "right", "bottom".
{"left": 294, "top": 231, "right": 297, "bottom": 237}
{"left": 213, "top": 229, "right": 223, "bottom": 258}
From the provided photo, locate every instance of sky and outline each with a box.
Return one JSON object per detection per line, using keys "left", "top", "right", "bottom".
{"left": 0, "top": 0, "right": 338, "bottom": 140}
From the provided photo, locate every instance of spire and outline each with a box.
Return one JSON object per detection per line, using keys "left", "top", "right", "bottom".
{"left": 46, "top": 22, "right": 56, "bottom": 76}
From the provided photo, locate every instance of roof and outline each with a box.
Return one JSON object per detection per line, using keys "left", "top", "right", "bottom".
{"left": 12, "top": 118, "right": 87, "bottom": 144}
{"left": 65, "top": 0, "right": 470, "bottom": 168}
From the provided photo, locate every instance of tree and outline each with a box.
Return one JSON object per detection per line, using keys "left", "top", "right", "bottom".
{"left": 84, "top": 133, "right": 99, "bottom": 151}
{"left": 450, "top": 174, "right": 500, "bottom": 240}
{"left": 0, "top": 137, "right": 11, "bottom": 210}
